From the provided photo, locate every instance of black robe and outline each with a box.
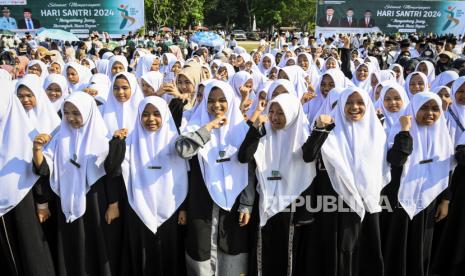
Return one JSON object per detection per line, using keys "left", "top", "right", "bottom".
{"left": 238, "top": 124, "right": 328, "bottom": 276}
{"left": 295, "top": 125, "right": 384, "bottom": 276}
{"left": 433, "top": 145, "right": 465, "bottom": 276}
{"left": 0, "top": 186, "right": 56, "bottom": 276}
{"left": 382, "top": 131, "right": 447, "bottom": 276}
{"left": 105, "top": 137, "right": 186, "bottom": 276}
{"left": 34, "top": 149, "right": 123, "bottom": 276}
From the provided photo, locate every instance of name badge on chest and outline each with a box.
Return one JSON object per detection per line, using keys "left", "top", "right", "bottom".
{"left": 267, "top": 170, "right": 282, "bottom": 181}
{"left": 216, "top": 150, "right": 231, "bottom": 163}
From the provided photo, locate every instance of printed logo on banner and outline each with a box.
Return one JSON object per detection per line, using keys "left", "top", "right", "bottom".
{"left": 117, "top": 4, "right": 136, "bottom": 30}
{"left": 442, "top": 6, "right": 461, "bottom": 32}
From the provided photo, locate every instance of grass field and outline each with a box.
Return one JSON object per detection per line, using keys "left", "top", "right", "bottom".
{"left": 237, "top": 41, "right": 261, "bottom": 52}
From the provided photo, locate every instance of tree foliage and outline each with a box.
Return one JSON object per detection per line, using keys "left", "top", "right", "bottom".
{"left": 144, "top": 0, "right": 317, "bottom": 31}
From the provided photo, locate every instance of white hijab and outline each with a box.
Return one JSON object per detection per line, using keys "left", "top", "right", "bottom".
{"left": 266, "top": 79, "right": 295, "bottom": 101}
{"left": 87, "top": 73, "right": 111, "bottom": 105}
{"left": 404, "top": 71, "right": 429, "bottom": 99}
{"left": 107, "top": 55, "right": 129, "bottom": 79}
{"left": 449, "top": 76, "right": 465, "bottom": 146}
{"left": 415, "top": 60, "right": 436, "bottom": 87}
{"left": 230, "top": 71, "right": 253, "bottom": 99}
{"left": 141, "top": 71, "right": 164, "bottom": 96}
{"left": 255, "top": 93, "right": 316, "bottom": 226}
{"left": 279, "top": 65, "right": 308, "bottom": 99}
{"left": 44, "top": 92, "right": 110, "bottom": 222}
{"left": 352, "top": 63, "right": 373, "bottom": 92}
{"left": 0, "top": 84, "right": 39, "bottom": 216}
{"left": 311, "top": 87, "right": 344, "bottom": 128}
{"left": 135, "top": 54, "right": 159, "bottom": 78}
{"left": 376, "top": 82, "right": 410, "bottom": 135}
{"left": 16, "top": 74, "right": 61, "bottom": 134}
{"left": 64, "top": 62, "right": 92, "bottom": 92}
{"left": 431, "top": 70, "right": 459, "bottom": 89}
{"left": 103, "top": 72, "right": 143, "bottom": 134}
{"left": 27, "top": 60, "right": 49, "bottom": 83}
{"left": 183, "top": 80, "right": 249, "bottom": 210}
{"left": 304, "top": 68, "right": 353, "bottom": 124}
{"left": 258, "top": 53, "right": 276, "bottom": 76}
{"left": 389, "top": 64, "right": 405, "bottom": 86}
{"left": 321, "top": 87, "right": 391, "bottom": 220}
{"left": 387, "top": 92, "right": 454, "bottom": 219}
{"left": 122, "top": 96, "right": 188, "bottom": 234}
{"left": 44, "top": 73, "right": 70, "bottom": 112}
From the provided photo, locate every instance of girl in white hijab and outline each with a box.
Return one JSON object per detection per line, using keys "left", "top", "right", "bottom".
{"left": 114, "top": 96, "right": 188, "bottom": 275}
{"left": 389, "top": 63, "right": 406, "bottom": 86}
{"left": 376, "top": 82, "right": 410, "bottom": 134}
{"left": 404, "top": 71, "right": 429, "bottom": 99}
{"left": 304, "top": 68, "right": 354, "bottom": 124}
{"left": 64, "top": 62, "right": 92, "bottom": 92}
{"left": 27, "top": 60, "right": 49, "bottom": 83}
{"left": 175, "top": 80, "right": 252, "bottom": 276}
{"left": 16, "top": 74, "right": 61, "bottom": 133}
{"left": 431, "top": 70, "right": 459, "bottom": 89}
{"left": 430, "top": 85, "right": 452, "bottom": 112}
{"left": 161, "top": 53, "right": 177, "bottom": 74}
{"left": 80, "top": 73, "right": 112, "bottom": 116}
{"left": 415, "top": 60, "right": 436, "bottom": 87}
{"left": 383, "top": 92, "right": 454, "bottom": 276}
{"left": 447, "top": 76, "right": 465, "bottom": 146}
{"left": 352, "top": 63, "right": 373, "bottom": 92}
{"left": 297, "top": 52, "right": 320, "bottom": 87}
{"left": 0, "top": 83, "right": 56, "bottom": 276}
{"left": 135, "top": 54, "right": 160, "bottom": 78}
{"left": 141, "top": 71, "right": 164, "bottom": 97}
{"left": 107, "top": 55, "right": 129, "bottom": 79}
{"left": 103, "top": 72, "right": 143, "bottom": 135}
{"left": 32, "top": 92, "right": 118, "bottom": 275}
{"left": 278, "top": 65, "right": 309, "bottom": 99}
{"left": 306, "top": 86, "right": 390, "bottom": 276}
{"left": 258, "top": 53, "right": 276, "bottom": 77}
{"left": 230, "top": 70, "right": 254, "bottom": 101}
{"left": 44, "top": 74, "right": 70, "bottom": 112}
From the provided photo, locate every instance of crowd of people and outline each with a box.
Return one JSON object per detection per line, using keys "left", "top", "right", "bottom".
{"left": 0, "top": 29, "right": 465, "bottom": 276}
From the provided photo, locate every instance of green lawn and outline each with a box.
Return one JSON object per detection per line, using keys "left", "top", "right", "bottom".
{"left": 237, "top": 41, "right": 261, "bottom": 52}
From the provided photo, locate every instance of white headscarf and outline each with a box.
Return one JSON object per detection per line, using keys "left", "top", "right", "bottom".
{"left": 266, "top": 79, "right": 296, "bottom": 101}
{"left": 107, "top": 55, "right": 129, "bottom": 79}
{"left": 122, "top": 96, "right": 188, "bottom": 234}
{"left": 297, "top": 53, "right": 320, "bottom": 87}
{"left": 16, "top": 74, "right": 61, "bottom": 134}
{"left": 254, "top": 93, "right": 316, "bottom": 226}
{"left": 44, "top": 73, "right": 70, "bottom": 112}
{"left": 161, "top": 53, "right": 177, "bottom": 74}
{"left": 135, "top": 54, "right": 159, "bottom": 78}
{"left": 321, "top": 57, "right": 341, "bottom": 73}
{"left": 63, "top": 62, "right": 92, "bottom": 92}
{"left": 95, "top": 59, "right": 110, "bottom": 74}
{"left": 141, "top": 71, "right": 164, "bottom": 96}
{"left": 404, "top": 71, "right": 429, "bottom": 99}
{"left": 230, "top": 71, "right": 253, "bottom": 99}
{"left": 352, "top": 63, "right": 373, "bottom": 92}
{"left": 321, "top": 87, "right": 391, "bottom": 220}
{"left": 87, "top": 73, "right": 111, "bottom": 105}
{"left": 0, "top": 84, "right": 40, "bottom": 216}
{"left": 311, "top": 87, "right": 344, "bottom": 128}
{"left": 415, "top": 60, "right": 436, "bottom": 87}
{"left": 103, "top": 72, "right": 143, "bottom": 134}
{"left": 183, "top": 80, "right": 249, "bottom": 210}
{"left": 389, "top": 64, "right": 405, "bottom": 86}
{"left": 44, "top": 92, "right": 110, "bottom": 222}
{"left": 431, "top": 70, "right": 459, "bottom": 89}
{"left": 258, "top": 53, "right": 276, "bottom": 76}
{"left": 387, "top": 92, "right": 454, "bottom": 219}
{"left": 279, "top": 65, "right": 308, "bottom": 99}
{"left": 27, "top": 60, "right": 49, "bottom": 83}
{"left": 448, "top": 76, "right": 465, "bottom": 146}
{"left": 376, "top": 82, "right": 410, "bottom": 134}
{"left": 304, "top": 68, "right": 354, "bottom": 124}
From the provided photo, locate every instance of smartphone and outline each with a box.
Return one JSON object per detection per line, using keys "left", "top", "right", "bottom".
{"left": 163, "top": 72, "right": 175, "bottom": 83}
